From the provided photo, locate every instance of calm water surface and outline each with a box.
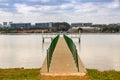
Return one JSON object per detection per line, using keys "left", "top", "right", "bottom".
{"left": 0, "top": 34, "right": 120, "bottom": 71}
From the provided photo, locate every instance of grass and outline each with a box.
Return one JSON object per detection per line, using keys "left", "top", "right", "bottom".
{"left": 87, "top": 69, "right": 120, "bottom": 80}
{"left": 0, "top": 68, "right": 120, "bottom": 80}
{"left": 0, "top": 68, "right": 40, "bottom": 80}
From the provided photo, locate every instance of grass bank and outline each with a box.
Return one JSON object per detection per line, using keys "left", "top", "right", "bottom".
{"left": 0, "top": 68, "right": 40, "bottom": 80}
{"left": 87, "top": 69, "right": 120, "bottom": 80}
{"left": 0, "top": 68, "right": 120, "bottom": 80}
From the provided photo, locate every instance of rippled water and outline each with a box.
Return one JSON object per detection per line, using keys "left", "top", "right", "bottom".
{"left": 0, "top": 34, "right": 120, "bottom": 71}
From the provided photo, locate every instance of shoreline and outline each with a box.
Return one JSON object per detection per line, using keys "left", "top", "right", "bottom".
{"left": 0, "top": 68, "right": 120, "bottom": 80}
{"left": 0, "top": 68, "right": 119, "bottom": 71}
{"left": 0, "top": 32, "right": 120, "bottom": 35}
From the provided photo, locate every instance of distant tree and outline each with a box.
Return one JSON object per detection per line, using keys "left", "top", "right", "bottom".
{"left": 114, "top": 27, "right": 119, "bottom": 32}
{"left": 54, "top": 22, "right": 71, "bottom": 31}
{"left": 102, "top": 26, "right": 120, "bottom": 33}
{"left": 78, "top": 28, "right": 83, "bottom": 33}
{"left": 102, "top": 27, "right": 108, "bottom": 32}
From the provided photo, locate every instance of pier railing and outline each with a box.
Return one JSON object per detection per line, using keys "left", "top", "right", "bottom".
{"left": 64, "top": 35, "right": 79, "bottom": 72}
{"left": 42, "top": 33, "right": 81, "bottom": 43}
{"left": 47, "top": 35, "right": 60, "bottom": 72}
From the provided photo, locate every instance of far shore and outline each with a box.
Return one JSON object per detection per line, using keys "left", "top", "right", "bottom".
{"left": 0, "top": 32, "right": 120, "bottom": 35}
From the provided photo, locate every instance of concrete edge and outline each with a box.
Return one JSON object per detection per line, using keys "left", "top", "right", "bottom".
{"left": 40, "top": 73, "right": 86, "bottom": 76}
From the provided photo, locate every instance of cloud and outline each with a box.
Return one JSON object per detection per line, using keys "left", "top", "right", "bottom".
{"left": 0, "top": 0, "right": 8, "bottom": 2}
{"left": 60, "top": 3, "right": 74, "bottom": 10}
{"left": 14, "top": 4, "right": 57, "bottom": 14}
{"left": 68, "top": 0, "right": 79, "bottom": 3}
{"left": 14, "top": 3, "right": 73, "bottom": 14}
{"left": 14, "top": 4, "right": 36, "bottom": 14}
{"left": 74, "top": 2, "right": 98, "bottom": 13}
{"left": 29, "top": 0, "right": 51, "bottom": 3}
{"left": 107, "top": 0, "right": 120, "bottom": 9}
{"left": 8, "top": 0, "right": 120, "bottom": 14}
{"left": 0, "top": 9, "right": 14, "bottom": 23}
{"left": 37, "top": 5, "right": 57, "bottom": 12}
{"left": 14, "top": 2, "right": 98, "bottom": 14}
{"left": 0, "top": 3, "right": 9, "bottom": 6}
{"left": 0, "top": 0, "right": 120, "bottom": 24}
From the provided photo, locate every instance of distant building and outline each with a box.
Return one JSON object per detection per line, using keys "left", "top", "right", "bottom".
{"left": 3, "top": 22, "right": 8, "bottom": 27}
{"left": 35, "top": 22, "right": 54, "bottom": 28}
{"left": 109, "top": 23, "right": 120, "bottom": 26}
{"left": 69, "top": 27, "right": 101, "bottom": 33}
{"left": 8, "top": 22, "right": 13, "bottom": 27}
{"left": 0, "top": 24, "right": 2, "bottom": 27}
{"left": 71, "top": 23, "right": 92, "bottom": 27}
{"left": 80, "top": 27, "right": 101, "bottom": 32}
{"left": 10, "top": 23, "right": 31, "bottom": 29}
{"left": 2, "top": 22, "right": 13, "bottom": 27}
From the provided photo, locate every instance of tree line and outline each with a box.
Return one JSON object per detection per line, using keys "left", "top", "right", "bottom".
{"left": 0, "top": 25, "right": 120, "bottom": 33}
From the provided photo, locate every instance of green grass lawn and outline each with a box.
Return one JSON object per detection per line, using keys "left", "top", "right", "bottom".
{"left": 87, "top": 69, "right": 120, "bottom": 80}
{"left": 0, "top": 68, "right": 120, "bottom": 80}
{"left": 0, "top": 68, "right": 40, "bottom": 80}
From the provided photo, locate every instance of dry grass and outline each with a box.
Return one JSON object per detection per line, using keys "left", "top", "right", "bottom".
{"left": 87, "top": 69, "right": 120, "bottom": 80}
{"left": 0, "top": 68, "right": 40, "bottom": 80}
{"left": 0, "top": 68, "right": 120, "bottom": 80}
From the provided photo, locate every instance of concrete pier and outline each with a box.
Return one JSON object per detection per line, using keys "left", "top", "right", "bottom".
{"left": 40, "top": 37, "right": 90, "bottom": 80}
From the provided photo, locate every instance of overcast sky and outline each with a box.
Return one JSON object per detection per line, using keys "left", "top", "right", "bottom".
{"left": 0, "top": 0, "right": 120, "bottom": 24}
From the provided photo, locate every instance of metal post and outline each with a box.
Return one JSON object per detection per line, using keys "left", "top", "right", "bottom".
{"left": 51, "top": 33, "right": 53, "bottom": 41}
{"left": 47, "top": 49, "right": 49, "bottom": 72}
{"left": 42, "top": 38, "right": 44, "bottom": 43}
{"left": 79, "top": 30, "right": 80, "bottom": 43}
{"left": 42, "top": 30, "right": 43, "bottom": 39}
{"left": 51, "top": 38, "right": 53, "bottom": 41}
{"left": 42, "top": 30, "right": 44, "bottom": 43}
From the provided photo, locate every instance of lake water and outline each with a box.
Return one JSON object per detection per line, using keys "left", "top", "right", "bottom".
{"left": 0, "top": 34, "right": 120, "bottom": 71}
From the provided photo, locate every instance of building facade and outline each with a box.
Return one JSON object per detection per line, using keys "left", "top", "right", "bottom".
{"left": 10, "top": 23, "right": 31, "bottom": 29}
{"left": 35, "top": 22, "right": 54, "bottom": 28}
{"left": 8, "top": 22, "right": 13, "bottom": 27}
{"left": 3, "top": 22, "right": 8, "bottom": 27}
{"left": 71, "top": 23, "right": 92, "bottom": 27}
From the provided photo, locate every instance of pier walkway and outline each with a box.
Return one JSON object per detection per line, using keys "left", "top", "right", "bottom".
{"left": 40, "top": 36, "right": 90, "bottom": 80}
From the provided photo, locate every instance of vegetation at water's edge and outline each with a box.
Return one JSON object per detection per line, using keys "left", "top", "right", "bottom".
{"left": 0, "top": 68, "right": 120, "bottom": 80}
{"left": 87, "top": 69, "right": 120, "bottom": 80}
{"left": 0, "top": 68, "right": 40, "bottom": 80}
